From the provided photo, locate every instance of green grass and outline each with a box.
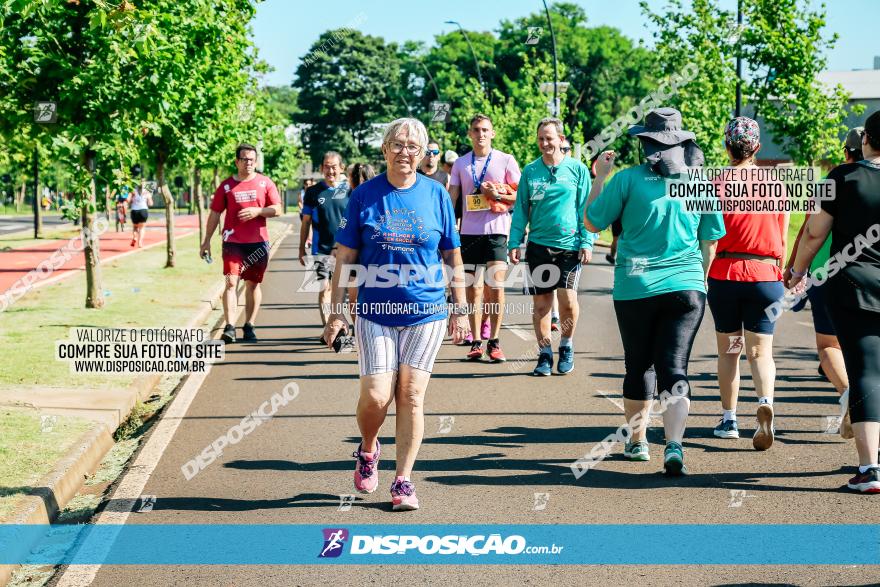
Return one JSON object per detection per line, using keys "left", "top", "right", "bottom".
{"left": 787, "top": 212, "right": 806, "bottom": 260}
{"left": 0, "top": 217, "right": 289, "bottom": 389}
{"left": 0, "top": 406, "right": 94, "bottom": 520}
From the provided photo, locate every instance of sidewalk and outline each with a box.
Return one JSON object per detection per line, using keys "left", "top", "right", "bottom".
{"left": 0, "top": 214, "right": 201, "bottom": 296}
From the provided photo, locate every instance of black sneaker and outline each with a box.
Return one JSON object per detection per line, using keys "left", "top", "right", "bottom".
{"left": 242, "top": 323, "right": 257, "bottom": 342}
{"left": 221, "top": 324, "right": 236, "bottom": 343}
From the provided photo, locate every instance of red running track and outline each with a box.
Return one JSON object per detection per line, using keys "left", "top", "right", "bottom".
{"left": 0, "top": 215, "right": 200, "bottom": 296}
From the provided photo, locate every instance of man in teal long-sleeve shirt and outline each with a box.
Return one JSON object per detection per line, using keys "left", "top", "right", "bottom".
{"left": 508, "top": 117, "right": 595, "bottom": 376}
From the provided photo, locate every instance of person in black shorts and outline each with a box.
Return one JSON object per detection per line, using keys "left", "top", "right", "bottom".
{"left": 299, "top": 151, "right": 350, "bottom": 338}
{"left": 786, "top": 127, "right": 863, "bottom": 439}
{"left": 789, "top": 110, "right": 880, "bottom": 493}
{"left": 449, "top": 114, "right": 522, "bottom": 363}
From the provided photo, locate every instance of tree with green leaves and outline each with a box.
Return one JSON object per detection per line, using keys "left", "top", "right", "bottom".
{"left": 294, "top": 29, "right": 402, "bottom": 163}
{"left": 0, "top": 0, "right": 146, "bottom": 308}
{"left": 126, "top": 0, "right": 263, "bottom": 268}
{"left": 496, "top": 3, "right": 656, "bottom": 165}
{"left": 641, "top": 0, "right": 738, "bottom": 166}
{"left": 440, "top": 57, "right": 566, "bottom": 168}
{"left": 741, "top": 0, "right": 858, "bottom": 165}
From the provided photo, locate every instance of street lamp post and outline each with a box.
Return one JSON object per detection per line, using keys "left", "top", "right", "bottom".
{"left": 541, "top": 0, "right": 560, "bottom": 117}
{"left": 417, "top": 58, "right": 442, "bottom": 101}
{"left": 445, "top": 20, "right": 486, "bottom": 96}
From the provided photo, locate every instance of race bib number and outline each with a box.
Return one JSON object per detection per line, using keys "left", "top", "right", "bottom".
{"left": 466, "top": 192, "right": 491, "bottom": 212}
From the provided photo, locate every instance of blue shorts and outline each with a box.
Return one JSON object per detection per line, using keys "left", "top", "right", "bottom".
{"left": 707, "top": 278, "right": 785, "bottom": 335}
{"left": 807, "top": 281, "right": 836, "bottom": 336}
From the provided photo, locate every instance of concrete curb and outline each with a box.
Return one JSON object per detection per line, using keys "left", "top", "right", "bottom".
{"left": 0, "top": 425, "right": 114, "bottom": 585}
{"left": 0, "top": 220, "right": 293, "bottom": 587}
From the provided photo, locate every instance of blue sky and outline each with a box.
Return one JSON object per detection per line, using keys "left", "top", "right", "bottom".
{"left": 252, "top": 0, "right": 879, "bottom": 87}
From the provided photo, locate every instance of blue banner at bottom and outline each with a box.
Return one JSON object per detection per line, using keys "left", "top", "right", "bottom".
{"left": 0, "top": 524, "right": 877, "bottom": 565}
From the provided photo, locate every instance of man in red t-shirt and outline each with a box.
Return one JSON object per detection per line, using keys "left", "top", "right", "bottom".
{"left": 200, "top": 143, "right": 282, "bottom": 343}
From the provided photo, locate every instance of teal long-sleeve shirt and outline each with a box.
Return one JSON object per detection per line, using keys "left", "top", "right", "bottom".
{"left": 508, "top": 155, "right": 595, "bottom": 251}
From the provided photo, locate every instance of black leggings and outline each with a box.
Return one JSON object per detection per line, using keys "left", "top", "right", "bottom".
{"left": 614, "top": 290, "right": 706, "bottom": 401}
{"left": 827, "top": 302, "right": 880, "bottom": 423}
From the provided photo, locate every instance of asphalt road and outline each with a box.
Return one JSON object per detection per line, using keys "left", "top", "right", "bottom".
{"left": 0, "top": 214, "right": 70, "bottom": 237}
{"left": 53, "top": 219, "right": 880, "bottom": 586}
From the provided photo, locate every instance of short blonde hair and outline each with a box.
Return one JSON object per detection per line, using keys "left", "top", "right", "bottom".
{"left": 536, "top": 117, "right": 564, "bottom": 136}
{"left": 382, "top": 117, "right": 429, "bottom": 152}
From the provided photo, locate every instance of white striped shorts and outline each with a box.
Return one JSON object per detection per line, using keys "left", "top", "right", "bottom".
{"left": 355, "top": 316, "right": 447, "bottom": 376}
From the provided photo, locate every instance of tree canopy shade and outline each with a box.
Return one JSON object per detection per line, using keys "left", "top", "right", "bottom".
{"left": 293, "top": 29, "right": 403, "bottom": 163}
{"left": 0, "top": 0, "right": 152, "bottom": 307}
{"left": 0, "top": 0, "right": 301, "bottom": 307}
{"left": 641, "top": 0, "right": 739, "bottom": 166}
{"left": 741, "top": 0, "right": 858, "bottom": 165}
{"left": 641, "top": 0, "right": 856, "bottom": 167}
{"left": 495, "top": 3, "right": 657, "bottom": 165}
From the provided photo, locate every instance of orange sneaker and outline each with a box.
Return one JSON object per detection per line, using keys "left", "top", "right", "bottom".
{"left": 466, "top": 341, "right": 483, "bottom": 361}
{"left": 486, "top": 340, "right": 506, "bottom": 363}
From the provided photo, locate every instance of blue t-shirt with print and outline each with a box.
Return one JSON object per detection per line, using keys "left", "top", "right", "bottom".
{"left": 335, "top": 173, "right": 461, "bottom": 327}
{"left": 587, "top": 164, "right": 726, "bottom": 301}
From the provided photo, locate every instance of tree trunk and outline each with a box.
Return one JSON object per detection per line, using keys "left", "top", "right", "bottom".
{"left": 212, "top": 166, "right": 222, "bottom": 239}
{"left": 187, "top": 173, "right": 195, "bottom": 215}
{"left": 33, "top": 148, "right": 42, "bottom": 239}
{"left": 194, "top": 167, "right": 204, "bottom": 244}
{"left": 104, "top": 184, "right": 111, "bottom": 223}
{"left": 16, "top": 182, "right": 26, "bottom": 212}
{"left": 157, "top": 152, "right": 176, "bottom": 268}
{"left": 83, "top": 150, "right": 104, "bottom": 309}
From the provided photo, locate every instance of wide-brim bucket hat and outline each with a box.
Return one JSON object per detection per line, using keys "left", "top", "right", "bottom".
{"left": 628, "top": 107, "right": 697, "bottom": 145}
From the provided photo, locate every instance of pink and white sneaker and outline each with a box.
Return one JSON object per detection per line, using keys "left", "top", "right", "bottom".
{"left": 390, "top": 477, "right": 419, "bottom": 511}
{"left": 353, "top": 441, "right": 380, "bottom": 494}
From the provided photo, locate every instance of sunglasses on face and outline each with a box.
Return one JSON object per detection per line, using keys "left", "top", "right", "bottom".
{"left": 237, "top": 157, "right": 256, "bottom": 164}
{"left": 560, "top": 147, "right": 571, "bottom": 154}
{"left": 426, "top": 149, "right": 440, "bottom": 156}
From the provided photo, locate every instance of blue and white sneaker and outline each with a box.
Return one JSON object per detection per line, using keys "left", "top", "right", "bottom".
{"left": 557, "top": 346, "right": 574, "bottom": 374}
{"left": 533, "top": 352, "right": 553, "bottom": 376}
{"left": 713, "top": 418, "right": 740, "bottom": 439}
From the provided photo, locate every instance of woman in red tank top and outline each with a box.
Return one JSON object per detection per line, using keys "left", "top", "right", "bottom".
{"left": 707, "top": 117, "right": 788, "bottom": 451}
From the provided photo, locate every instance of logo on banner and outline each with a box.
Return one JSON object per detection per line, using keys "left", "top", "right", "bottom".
{"left": 319, "top": 528, "right": 349, "bottom": 558}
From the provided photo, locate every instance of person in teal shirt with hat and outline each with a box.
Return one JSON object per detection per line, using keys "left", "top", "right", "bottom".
{"left": 584, "top": 107, "right": 725, "bottom": 475}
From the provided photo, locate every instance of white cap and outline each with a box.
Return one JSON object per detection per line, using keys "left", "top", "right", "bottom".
{"left": 443, "top": 150, "right": 458, "bottom": 165}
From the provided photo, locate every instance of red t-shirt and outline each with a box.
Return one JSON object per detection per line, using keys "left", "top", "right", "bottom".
{"left": 210, "top": 174, "right": 280, "bottom": 244}
{"left": 708, "top": 176, "right": 786, "bottom": 282}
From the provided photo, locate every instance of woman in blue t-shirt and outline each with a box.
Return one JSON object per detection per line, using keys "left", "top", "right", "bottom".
{"left": 323, "top": 118, "right": 471, "bottom": 511}
{"left": 585, "top": 108, "right": 726, "bottom": 475}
